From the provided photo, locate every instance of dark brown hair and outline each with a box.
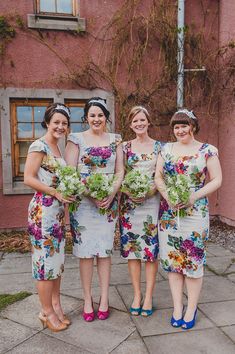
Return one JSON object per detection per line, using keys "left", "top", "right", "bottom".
{"left": 170, "top": 109, "right": 200, "bottom": 134}
{"left": 41, "top": 103, "right": 70, "bottom": 129}
{"left": 83, "top": 97, "right": 111, "bottom": 123}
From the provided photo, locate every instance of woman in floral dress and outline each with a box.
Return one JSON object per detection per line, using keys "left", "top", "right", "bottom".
{"left": 155, "top": 109, "right": 222, "bottom": 329}
{"left": 65, "top": 97, "right": 124, "bottom": 321}
{"left": 120, "top": 106, "right": 161, "bottom": 317}
{"left": 24, "top": 103, "right": 73, "bottom": 332}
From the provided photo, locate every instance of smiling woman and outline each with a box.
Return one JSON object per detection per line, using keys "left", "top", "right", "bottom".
{"left": 24, "top": 102, "right": 73, "bottom": 332}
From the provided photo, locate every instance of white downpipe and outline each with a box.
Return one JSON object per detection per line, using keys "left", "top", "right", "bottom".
{"left": 177, "top": 0, "right": 185, "bottom": 108}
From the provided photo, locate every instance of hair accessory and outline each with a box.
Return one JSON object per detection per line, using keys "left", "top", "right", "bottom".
{"left": 89, "top": 99, "right": 108, "bottom": 110}
{"left": 55, "top": 104, "right": 70, "bottom": 118}
{"left": 176, "top": 109, "right": 197, "bottom": 120}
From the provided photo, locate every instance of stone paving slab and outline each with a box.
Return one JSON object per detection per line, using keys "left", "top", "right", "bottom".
{"left": 227, "top": 274, "right": 235, "bottom": 283}
{"left": 1, "top": 294, "right": 81, "bottom": 331}
{"left": 111, "top": 251, "right": 128, "bottom": 265}
{"left": 206, "top": 256, "right": 235, "bottom": 275}
{"left": 221, "top": 325, "right": 235, "bottom": 342}
{"left": 0, "top": 256, "right": 31, "bottom": 275}
{"left": 2, "top": 253, "right": 31, "bottom": 259}
{"left": 0, "top": 318, "right": 36, "bottom": 354}
{"left": 111, "top": 330, "right": 148, "bottom": 354}
{"left": 144, "top": 328, "right": 235, "bottom": 354}
{"left": 46, "top": 307, "right": 136, "bottom": 354}
{"left": 206, "top": 243, "right": 235, "bottom": 257}
{"left": 62, "top": 285, "right": 127, "bottom": 312}
{"left": 199, "top": 300, "right": 235, "bottom": 326}
{"left": 7, "top": 332, "right": 92, "bottom": 354}
{"left": 0, "top": 273, "right": 36, "bottom": 294}
{"left": 132, "top": 308, "right": 214, "bottom": 336}
{"left": 198, "top": 276, "right": 235, "bottom": 303}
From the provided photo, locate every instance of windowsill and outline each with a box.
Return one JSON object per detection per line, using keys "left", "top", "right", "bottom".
{"left": 4, "top": 181, "right": 34, "bottom": 195}
{"left": 27, "top": 14, "right": 86, "bottom": 31}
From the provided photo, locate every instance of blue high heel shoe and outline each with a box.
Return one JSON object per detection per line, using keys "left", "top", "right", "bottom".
{"left": 170, "top": 306, "right": 184, "bottom": 327}
{"left": 140, "top": 308, "right": 153, "bottom": 317}
{"left": 181, "top": 308, "right": 197, "bottom": 330}
{"left": 129, "top": 306, "right": 142, "bottom": 316}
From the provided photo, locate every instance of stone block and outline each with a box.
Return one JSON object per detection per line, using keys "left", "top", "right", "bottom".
{"left": 199, "top": 300, "right": 235, "bottom": 326}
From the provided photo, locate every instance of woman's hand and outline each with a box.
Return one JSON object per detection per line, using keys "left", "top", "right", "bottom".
{"left": 54, "top": 192, "right": 75, "bottom": 204}
{"left": 176, "top": 192, "right": 196, "bottom": 209}
{"left": 97, "top": 193, "right": 116, "bottom": 210}
{"left": 123, "top": 190, "right": 145, "bottom": 204}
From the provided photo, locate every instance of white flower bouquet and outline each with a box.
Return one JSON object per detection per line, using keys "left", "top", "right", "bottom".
{"left": 166, "top": 174, "right": 190, "bottom": 217}
{"left": 85, "top": 173, "right": 115, "bottom": 214}
{"left": 121, "top": 169, "right": 151, "bottom": 200}
{"left": 56, "top": 165, "right": 86, "bottom": 212}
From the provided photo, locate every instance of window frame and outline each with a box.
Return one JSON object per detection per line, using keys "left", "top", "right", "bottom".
{"left": 35, "top": 0, "right": 78, "bottom": 17}
{"left": 0, "top": 88, "right": 114, "bottom": 195}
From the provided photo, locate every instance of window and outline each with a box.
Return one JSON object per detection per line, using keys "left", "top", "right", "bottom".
{"left": 37, "top": 0, "right": 76, "bottom": 16}
{"left": 65, "top": 100, "right": 88, "bottom": 133}
{"left": 11, "top": 99, "right": 52, "bottom": 180}
{"left": 28, "top": 1, "right": 85, "bottom": 31}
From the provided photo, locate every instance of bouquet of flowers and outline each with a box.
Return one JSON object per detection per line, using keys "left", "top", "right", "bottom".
{"left": 56, "top": 165, "right": 86, "bottom": 212}
{"left": 85, "top": 173, "right": 115, "bottom": 214}
{"left": 166, "top": 174, "right": 190, "bottom": 217}
{"left": 121, "top": 169, "right": 151, "bottom": 200}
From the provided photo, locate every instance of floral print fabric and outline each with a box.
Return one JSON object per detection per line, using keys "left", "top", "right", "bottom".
{"left": 67, "top": 132, "right": 122, "bottom": 258}
{"left": 159, "top": 142, "right": 218, "bottom": 278}
{"left": 120, "top": 141, "right": 161, "bottom": 262}
{"left": 27, "top": 139, "right": 66, "bottom": 280}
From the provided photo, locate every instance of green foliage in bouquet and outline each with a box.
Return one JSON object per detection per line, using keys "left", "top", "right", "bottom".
{"left": 121, "top": 169, "right": 151, "bottom": 199}
{"left": 166, "top": 174, "right": 190, "bottom": 217}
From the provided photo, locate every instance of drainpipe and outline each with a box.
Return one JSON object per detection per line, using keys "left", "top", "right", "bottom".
{"left": 177, "top": 0, "right": 185, "bottom": 108}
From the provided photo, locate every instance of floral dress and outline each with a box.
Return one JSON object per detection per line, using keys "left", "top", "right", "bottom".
{"left": 159, "top": 142, "right": 218, "bottom": 278}
{"left": 120, "top": 141, "right": 161, "bottom": 262}
{"left": 27, "top": 139, "right": 66, "bottom": 280}
{"left": 67, "top": 132, "right": 122, "bottom": 258}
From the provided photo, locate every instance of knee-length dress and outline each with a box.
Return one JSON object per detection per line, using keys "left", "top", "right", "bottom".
{"left": 120, "top": 141, "right": 161, "bottom": 262}
{"left": 68, "top": 132, "right": 122, "bottom": 258}
{"left": 27, "top": 139, "right": 66, "bottom": 280}
{"left": 158, "top": 142, "right": 218, "bottom": 278}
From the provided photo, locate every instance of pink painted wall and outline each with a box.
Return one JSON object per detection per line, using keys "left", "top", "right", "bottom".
{"left": 217, "top": 0, "right": 235, "bottom": 226}
{"left": 0, "top": 0, "right": 232, "bottom": 229}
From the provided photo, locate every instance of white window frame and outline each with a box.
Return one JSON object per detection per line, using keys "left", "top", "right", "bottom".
{"left": 0, "top": 88, "right": 114, "bottom": 195}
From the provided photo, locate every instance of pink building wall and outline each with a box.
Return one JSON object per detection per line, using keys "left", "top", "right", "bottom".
{"left": 0, "top": 0, "right": 233, "bottom": 229}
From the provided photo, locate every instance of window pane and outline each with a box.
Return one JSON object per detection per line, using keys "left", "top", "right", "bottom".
{"left": 17, "top": 123, "right": 33, "bottom": 138}
{"left": 40, "top": 0, "right": 56, "bottom": 12}
{"left": 70, "top": 122, "right": 88, "bottom": 133}
{"left": 35, "top": 123, "right": 45, "bottom": 138}
{"left": 19, "top": 141, "right": 32, "bottom": 158}
{"left": 34, "top": 106, "right": 47, "bottom": 122}
{"left": 69, "top": 106, "right": 84, "bottom": 122}
{"left": 17, "top": 106, "right": 32, "bottom": 122}
{"left": 57, "top": 0, "right": 73, "bottom": 14}
{"left": 19, "top": 157, "right": 26, "bottom": 174}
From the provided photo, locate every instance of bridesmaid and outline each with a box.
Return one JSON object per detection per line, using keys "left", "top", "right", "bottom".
{"left": 65, "top": 97, "right": 124, "bottom": 321}
{"left": 155, "top": 109, "right": 222, "bottom": 329}
{"left": 120, "top": 106, "right": 161, "bottom": 316}
{"left": 24, "top": 103, "right": 72, "bottom": 332}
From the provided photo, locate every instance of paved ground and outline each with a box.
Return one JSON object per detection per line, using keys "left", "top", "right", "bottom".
{"left": 0, "top": 243, "right": 235, "bottom": 354}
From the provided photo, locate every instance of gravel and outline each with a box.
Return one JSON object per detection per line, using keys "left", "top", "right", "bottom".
{"left": 210, "top": 218, "right": 235, "bottom": 253}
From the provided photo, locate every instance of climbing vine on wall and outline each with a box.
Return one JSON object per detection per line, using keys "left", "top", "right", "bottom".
{"left": 1, "top": 0, "right": 235, "bottom": 139}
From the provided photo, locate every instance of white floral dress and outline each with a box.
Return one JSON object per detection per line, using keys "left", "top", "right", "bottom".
{"left": 159, "top": 142, "right": 218, "bottom": 278}
{"left": 120, "top": 141, "right": 161, "bottom": 262}
{"left": 27, "top": 139, "right": 66, "bottom": 280}
{"left": 67, "top": 132, "right": 122, "bottom": 258}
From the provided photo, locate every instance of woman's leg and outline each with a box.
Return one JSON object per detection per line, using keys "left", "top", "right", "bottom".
{"left": 142, "top": 260, "right": 158, "bottom": 310}
{"left": 51, "top": 276, "right": 64, "bottom": 319}
{"left": 97, "top": 257, "right": 111, "bottom": 311}
{"left": 168, "top": 272, "right": 185, "bottom": 319}
{"left": 128, "top": 259, "right": 142, "bottom": 311}
{"left": 184, "top": 276, "right": 203, "bottom": 321}
{"left": 79, "top": 258, "right": 94, "bottom": 313}
{"left": 37, "top": 279, "right": 61, "bottom": 326}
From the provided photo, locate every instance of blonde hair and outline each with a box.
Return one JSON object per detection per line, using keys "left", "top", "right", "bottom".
{"left": 128, "top": 106, "right": 151, "bottom": 125}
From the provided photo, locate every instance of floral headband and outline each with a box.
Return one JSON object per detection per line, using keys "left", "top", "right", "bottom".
{"left": 176, "top": 109, "right": 197, "bottom": 120}
{"left": 55, "top": 104, "right": 71, "bottom": 118}
{"left": 89, "top": 99, "right": 108, "bottom": 110}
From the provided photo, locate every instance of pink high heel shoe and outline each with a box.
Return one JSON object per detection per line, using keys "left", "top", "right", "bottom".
{"left": 97, "top": 298, "right": 109, "bottom": 320}
{"left": 83, "top": 299, "right": 95, "bottom": 322}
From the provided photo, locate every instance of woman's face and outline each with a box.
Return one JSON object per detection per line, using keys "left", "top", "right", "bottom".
{"left": 46, "top": 112, "right": 69, "bottom": 139}
{"left": 86, "top": 105, "right": 106, "bottom": 132}
{"left": 173, "top": 123, "right": 194, "bottom": 142}
{"left": 130, "top": 111, "right": 150, "bottom": 136}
